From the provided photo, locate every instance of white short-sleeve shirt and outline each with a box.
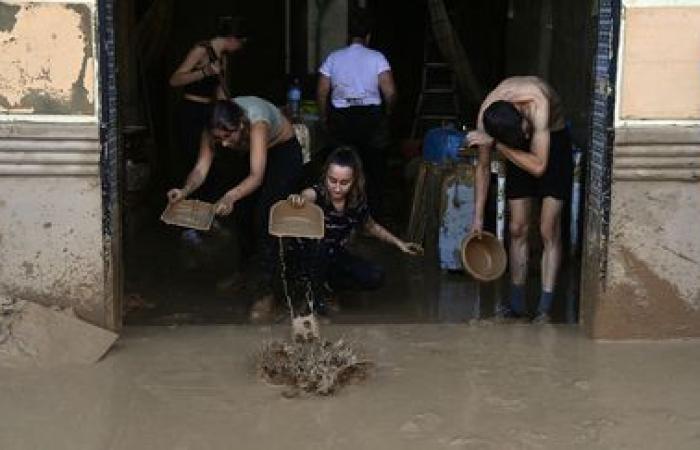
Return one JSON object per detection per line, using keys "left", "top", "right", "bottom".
{"left": 319, "top": 43, "right": 391, "bottom": 108}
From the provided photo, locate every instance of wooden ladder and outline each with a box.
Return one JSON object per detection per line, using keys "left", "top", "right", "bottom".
{"left": 410, "top": 26, "right": 461, "bottom": 138}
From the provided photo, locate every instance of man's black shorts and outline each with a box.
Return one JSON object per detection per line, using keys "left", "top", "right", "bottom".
{"left": 505, "top": 128, "right": 573, "bottom": 201}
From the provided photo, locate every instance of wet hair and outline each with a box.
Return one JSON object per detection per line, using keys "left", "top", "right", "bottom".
{"left": 209, "top": 100, "right": 244, "bottom": 131}
{"left": 482, "top": 100, "right": 529, "bottom": 149}
{"left": 348, "top": 11, "right": 373, "bottom": 39}
{"left": 217, "top": 16, "right": 249, "bottom": 40}
{"left": 320, "top": 146, "right": 366, "bottom": 209}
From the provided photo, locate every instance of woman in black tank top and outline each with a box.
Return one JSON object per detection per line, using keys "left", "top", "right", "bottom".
{"left": 168, "top": 17, "right": 248, "bottom": 190}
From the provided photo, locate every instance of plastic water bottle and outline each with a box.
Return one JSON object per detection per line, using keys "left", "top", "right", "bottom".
{"left": 287, "top": 77, "right": 301, "bottom": 119}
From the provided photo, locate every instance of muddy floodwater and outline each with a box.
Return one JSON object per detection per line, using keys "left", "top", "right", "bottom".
{"left": 1, "top": 324, "right": 699, "bottom": 450}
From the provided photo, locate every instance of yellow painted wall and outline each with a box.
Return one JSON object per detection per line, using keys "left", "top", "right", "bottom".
{"left": 620, "top": 6, "right": 700, "bottom": 120}
{"left": 0, "top": 1, "right": 96, "bottom": 117}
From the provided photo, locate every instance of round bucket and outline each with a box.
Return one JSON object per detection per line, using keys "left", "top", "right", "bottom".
{"left": 460, "top": 231, "right": 507, "bottom": 282}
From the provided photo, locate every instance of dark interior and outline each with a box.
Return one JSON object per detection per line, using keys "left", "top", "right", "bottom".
{"left": 118, "top": 0, "right": 596, "bottom": 325}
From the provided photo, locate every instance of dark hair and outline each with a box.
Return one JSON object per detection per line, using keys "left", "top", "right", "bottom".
{"left": 348, "top": 11, "right": 373, "bottom": 39}
{"left": 482, "top": 100, "right": 528, "bottom": 149}
{"left": 320, "top": 146, "right": 366, "bottom": 209}
{"left": 217, "top": 16, "right": 248, "bottom": 39}
{"left": 209, "top": 100, "right": 244, "bottom": 131}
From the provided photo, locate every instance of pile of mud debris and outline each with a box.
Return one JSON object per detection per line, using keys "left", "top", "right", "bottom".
{"left": 257, "top": 338, "right": 373, "bottom": 397}
{"left": 0, "top": 295, "right": 117, "bottom": 368}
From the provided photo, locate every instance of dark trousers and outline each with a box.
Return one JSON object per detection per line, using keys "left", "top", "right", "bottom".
{"left": 177, "top": 100, "right": 210, "bottom": 186}
{"left": 324, "top": 247, "right": 385, "bottom": 292}
{"left": 327, "top": 105, "right": 390, "bottom": 217}
{"left": 285, "top": 241, "right": 385, "bottom": 309}
{"left": 250, "top": 137, "right": 303, "bottom": 288}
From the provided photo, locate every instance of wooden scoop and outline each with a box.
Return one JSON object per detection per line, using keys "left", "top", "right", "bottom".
{"left": 269, "top": 200, "right": 325, "bottom": 239}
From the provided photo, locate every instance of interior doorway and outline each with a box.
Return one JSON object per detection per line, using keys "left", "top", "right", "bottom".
{"left": 103, "top": 0, "right": 617, "bottom": 327}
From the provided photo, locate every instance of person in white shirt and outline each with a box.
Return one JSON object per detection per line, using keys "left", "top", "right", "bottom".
{"left": 316, "top": 11, "right": 397, "bottom": 217}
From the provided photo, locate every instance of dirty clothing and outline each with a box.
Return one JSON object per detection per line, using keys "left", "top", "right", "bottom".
{"left": 182, "top": 41, "right": 220, "bottom": 98}
{"left": 177, "top": 100, "right": 212, "bottom": 186}
{"left": 319, "top": 43, "right": 390, "bottom": 108}
{"left": 505, "top": 128, "right": 573, "bottom": 201}
{"left": 233, "top": 96, "right": 286, "bottom": 144}
{"left": 312, "top": 184, "right": 370, "bottom": 249}
{"left": 286, "top": 184, "right": 384, "bottom": 312}
{"left": 245, "top": 136, "right": 304, "bottom": 292}
{"left": 326, "top": 106, "right": 390, "bottom": 217}
{"left": 175, "top": 42, "right": 220, "bottom": 187}
{"left": 319, "top": 43, "right": 392, "bottom": 217}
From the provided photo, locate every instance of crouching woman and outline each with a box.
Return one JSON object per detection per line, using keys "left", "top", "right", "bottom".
{"left": 287, "top": 147, "right": 421, "bottom": 314}
{"left": 167, "top": 98, "right": 303, "bottom": 319}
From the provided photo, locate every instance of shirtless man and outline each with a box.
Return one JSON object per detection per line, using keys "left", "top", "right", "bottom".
{"left": 466, "top": 76, "right": 573, "bottom": 323}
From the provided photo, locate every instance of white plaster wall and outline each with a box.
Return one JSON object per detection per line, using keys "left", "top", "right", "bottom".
{"left": 307, "top": 0, "right": 348, "bottom": 73}
{"left": 0, "top": 176, "right": 105, "bottom": 323}
{"left": 608, "top": 181, "right": 700, "bottom": 309}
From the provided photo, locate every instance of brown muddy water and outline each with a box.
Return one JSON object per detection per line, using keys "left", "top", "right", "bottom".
{"left": 1, "top": 324, "right": 699, "bottom": 450}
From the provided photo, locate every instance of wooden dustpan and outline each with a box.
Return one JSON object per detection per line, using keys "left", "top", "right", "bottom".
{"left": 160, "top": 199, "right": 216, "bottom": 231}
{"left": 269, "top": 200, "right": 324, "bottom": 239}
{"left": 269, "top": 199, "right": 324, "bottom": 341}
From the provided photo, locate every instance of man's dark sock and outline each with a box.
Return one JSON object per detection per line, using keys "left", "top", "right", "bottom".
{"left": 509, "top": 284, "right": 526, "bottom": 315}
{"left": 537, "top": 290, "right": 555, "bottom": 314}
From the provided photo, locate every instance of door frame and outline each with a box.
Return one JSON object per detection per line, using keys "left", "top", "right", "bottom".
{"left": 98, "top": 0, "right": 622, "bottom": 328}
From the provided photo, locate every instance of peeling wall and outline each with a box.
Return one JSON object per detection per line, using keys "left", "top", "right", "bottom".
{"left": 582, "top": 2, "right": 700, "bottom": 339}
{"left": 0, "top": 1, "right": 95, "bottom": 116}
{"left": 0, "top": 175, "right": 105, "bottom": 325}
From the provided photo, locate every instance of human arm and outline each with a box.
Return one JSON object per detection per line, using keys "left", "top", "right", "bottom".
{"left": 471, "top": 144, "right": 492, "bottom": 236}
{"left": 378, "top": 70, "right": 397, "bottom": 116}
{"left": 214, "top": 56, "right": 229, "bottom": 100}
{"left": 468, "top": 100, "right": 496, "bottom": 235}
{"left": 364, "top": 217, "right": 422, "bottom": 255}
{"left": 215, "top": 121, "right": 269, "bottom": 215}
{"left": 487, "top": 87, "right": 550, "bottom": 177}
{"left": 166, "top": 131, "right": 215, "bottom": 203}
{"left": 169, "top": 46, "right": 220, "bottom": 88}
{"left": 495, "top": 125, "right": 549, "bottom": 177}
{"left": 316, "top": 74, "right": 332, "bottom": 128}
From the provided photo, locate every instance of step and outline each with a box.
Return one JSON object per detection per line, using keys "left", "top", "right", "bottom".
{"left": 417, "top": 114, "right": 459, "bottom": 120}
{"left": 424, "top": 62, "right": 451, "bottom": 69}
{"left": 422, "top": 88, "right": 456, "bottom": 94}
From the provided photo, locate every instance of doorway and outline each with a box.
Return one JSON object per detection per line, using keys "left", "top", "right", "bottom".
{"left": 101, "top": 0, "right": 619, "bottom": 327}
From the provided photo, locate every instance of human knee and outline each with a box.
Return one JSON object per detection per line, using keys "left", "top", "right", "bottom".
{"left": 540, "top": 221, "right": 561, "bottom": 247}
{"left": 509, "top": 221, "right": 529, "bottom": 240}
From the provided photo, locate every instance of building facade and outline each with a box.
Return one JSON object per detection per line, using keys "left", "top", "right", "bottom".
{"left": 0, "top": 0, "right": 698, "bottom": 337}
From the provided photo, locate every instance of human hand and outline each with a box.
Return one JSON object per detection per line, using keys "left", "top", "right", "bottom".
{"left": 470, "top": 217, "right": 484, "bottom": 239}
{"left": 204, "top": 60, "right": 222, "bottom": 76}
{"left": 215, "top": 193, "right": 235, "bottom": 216}
{"left": 466, "top": 130, "right": 494, "bottom": 149}
{"left": 399, "top": 241, "right": 424, "bottom": 256}
{"left": 287, "top": 194, "right": 305, "bottom": 208}
{"left": 167, "top": 188, "right": 186, "bottom": 204}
